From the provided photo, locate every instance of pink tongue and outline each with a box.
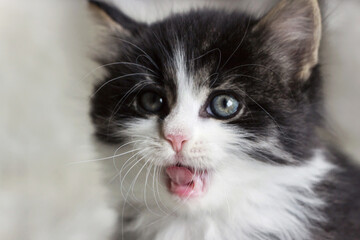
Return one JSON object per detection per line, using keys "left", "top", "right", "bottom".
{"left": 166, "top": 166, "right": 194, "bottom": 185}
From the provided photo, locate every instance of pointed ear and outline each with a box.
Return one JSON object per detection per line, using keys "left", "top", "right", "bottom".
{"left": 89, "top": 0, "right": 146, "bottom": 35}
{"left": 253, "top": 0, "right": 321, "bottom": 81}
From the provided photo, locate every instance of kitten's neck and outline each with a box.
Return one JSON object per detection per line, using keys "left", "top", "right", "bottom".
{"left": 119, "top": 151, "right": 334, "bottom": 240}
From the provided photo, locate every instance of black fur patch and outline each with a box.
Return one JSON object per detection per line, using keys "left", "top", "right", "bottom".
{"left": 91, "top": 7, "right": 322, "bottom": 162}
{"left": 90, "top": 1, "right": 360, "bottom": 239}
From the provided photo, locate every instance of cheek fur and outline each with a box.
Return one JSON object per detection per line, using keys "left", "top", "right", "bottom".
{"left": 118, "top": 116, "right": 241, "bottom": 169}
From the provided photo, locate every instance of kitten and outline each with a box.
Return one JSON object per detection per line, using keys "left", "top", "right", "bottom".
{"left": 89, "top": 0, "right": 360, "bottom": 239}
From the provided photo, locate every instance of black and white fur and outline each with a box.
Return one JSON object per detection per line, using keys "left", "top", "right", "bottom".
{"left": 89, "top": 0, "right": 360, "bottom": 239}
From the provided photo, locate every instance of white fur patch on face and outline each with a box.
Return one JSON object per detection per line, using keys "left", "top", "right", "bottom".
{"left": 108, "top": 150, "right": 334, "bottom": 240}
{"left": 162, "top": 46, "right": 203, "bottom": 143}
{"left": 99, "top": 45, "right": 335, "bottom": 240}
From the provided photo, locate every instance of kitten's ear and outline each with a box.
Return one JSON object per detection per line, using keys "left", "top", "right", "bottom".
{"left": 89, "top": 0, "right": 146, "bottom": 35}
{"left": 253, "top": 0, "right": 321, "bottom": 81}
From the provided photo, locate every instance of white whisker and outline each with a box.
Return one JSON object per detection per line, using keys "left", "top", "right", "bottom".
{"left": 115, "top": 38, "right": 160, "bottom": 70}
{"left": 82, "top": 61, "right": 157, "bottom": 82}
{"left": 92, "top": 72, "right": 155, "bottom": 97}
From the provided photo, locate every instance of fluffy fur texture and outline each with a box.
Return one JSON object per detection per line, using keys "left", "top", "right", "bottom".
{"left": 111, "top": 0, "right": 360, "bottom": 165}
{"left": 2, "top": 0, "right": 359, "bottom": 240}
{"left": 90, "top": 0, "right": 360, "bottom": 239}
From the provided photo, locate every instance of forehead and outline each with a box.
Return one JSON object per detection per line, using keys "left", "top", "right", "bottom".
{"left": 130, "top": 10, "right": 257, "bottom": 92}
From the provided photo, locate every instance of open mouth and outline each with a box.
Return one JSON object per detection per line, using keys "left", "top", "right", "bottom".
{"left": 165, "top": 163, "right": 208, "bottom": 199}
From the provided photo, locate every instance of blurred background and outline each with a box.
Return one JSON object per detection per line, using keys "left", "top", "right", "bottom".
{"left": 0, "top": 0, "right": 359, "bottom": 239}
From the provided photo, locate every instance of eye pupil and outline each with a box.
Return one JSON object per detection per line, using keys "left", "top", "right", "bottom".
{"left": 209, "top": 94, "right": 240, "bottom": 119}
{"left": 150, "top": 94, "right": 159, "bottom": 104}
{"left": 221, "top": 99, "right": 227, "bottom": 108}
{"left": 224, "top": 98, "right": 232, "bottom": 108}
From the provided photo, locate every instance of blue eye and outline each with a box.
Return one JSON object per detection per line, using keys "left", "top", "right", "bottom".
{"left": 209, "top": 94, "right": 240, "bottom": 119}
{"left": 139, "top": 91, "right": 164, "bottom": 113}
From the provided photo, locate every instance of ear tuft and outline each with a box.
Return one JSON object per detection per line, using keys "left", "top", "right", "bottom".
{"left": 253, "top": 0, "right": 321, "bottom": 81}
{"left": 89, "top": 0, "right": 145, "bottom": 35}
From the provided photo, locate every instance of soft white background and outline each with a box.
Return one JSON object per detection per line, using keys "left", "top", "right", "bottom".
{"left": 0, "top": 0, "right": 359, "bottom": 239}
{"left": 0, "top": 1, "right": 116, "bottom": 239}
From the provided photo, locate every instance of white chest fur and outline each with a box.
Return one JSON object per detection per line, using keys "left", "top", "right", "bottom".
{"left": 109, "top": 151, "right": 333, "bottom": 240}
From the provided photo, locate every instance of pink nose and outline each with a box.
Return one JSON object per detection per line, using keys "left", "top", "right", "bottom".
{"left": 165, "top": 134, "right": 188, "bottom": 153}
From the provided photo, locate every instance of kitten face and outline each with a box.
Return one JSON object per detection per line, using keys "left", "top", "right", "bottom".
{"left": 90, "top": 0, "right": 323, "bottom": 213}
